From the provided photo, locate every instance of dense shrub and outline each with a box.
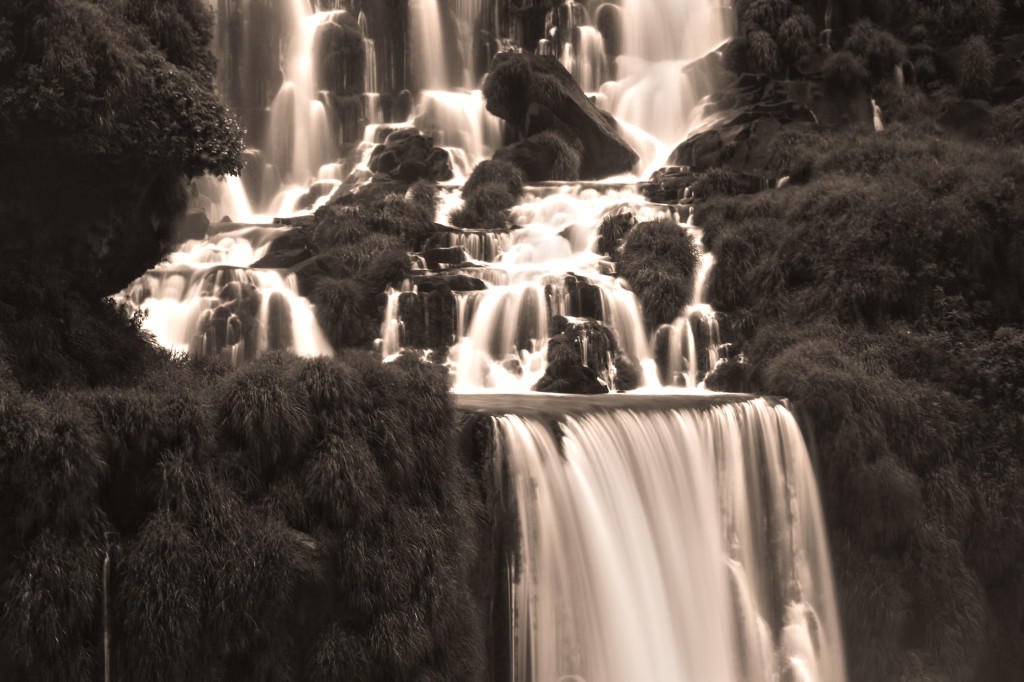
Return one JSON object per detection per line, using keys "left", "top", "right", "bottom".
{"left": 460, "top": 159, "right": 526, "bottom": 200}
{"left": 534, "top": 130, "right": 582, "bottom": 180}
{"left": 448, "top": 183, "right": 516, "bottom": 229}
{"left": 0, "top": 351, "right": 486, "bottom": 681}
{"left": 957, "top": 35, "right": 995, "bottom": 100}
{"left": 748, "top": 29, "right": 782, "bottom": 75}
{"left": 448, "top": 158, "right": 528, "bottom": 229}
{"left": 365, "top": 193, "right": 436, "bottom": 250}
{"left": 844, "top": 19, "right": 907, "bottom": 82}
{"left": 823, "top": 50, "right": 870, "bottom": 92}
{"left": 616, "top": 218, "right": 701, "bottom": 328}
{"left": 700, "top": 121, "right": 1024, "bottom": 680}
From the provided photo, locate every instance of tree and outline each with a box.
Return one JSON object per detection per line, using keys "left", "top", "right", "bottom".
{"left": 0, "top": 0, "right": 242, "bottom": 176}
{"left": 0, "top": 0, "right": 244, "bottom": 297}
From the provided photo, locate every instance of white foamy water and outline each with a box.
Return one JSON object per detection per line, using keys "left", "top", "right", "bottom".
{"left": 493, "top": 399, "right": 846, "bottom": 682}
{"left": 119, "top": 227, "right": 332, "bottom": 361}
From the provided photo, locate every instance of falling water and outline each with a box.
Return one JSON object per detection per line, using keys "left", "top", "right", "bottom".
{"left": 483, "top": 397, "right": 846, "bottom": 682}
{"left": 118, "top": 227, "right": 332, "bottom": 362}
{"left": 599, "top": 0, "right": 732, "bottom": 147}
{"left": 410, "top": 0, "right": 448, "bottom": 90}
{"left": 124, "top": 5, "right": 851, "bottom": 679}
{"left": 376, "top": 185, "right": 689, "bottom": 391}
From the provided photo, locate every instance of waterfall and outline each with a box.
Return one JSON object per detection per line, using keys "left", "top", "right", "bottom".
{"left": 483, "top": 397, "right": 846, "bottom": 682}
{"left": 600, "top": 0, "right": 732, "bottom": 147}
{"left": 118, "top": 227, "right": 333, "bottom": 362}
{"left": 121, "top": 6, "right": 852, "bottom": 678}
{"left": 410, "top": 0, "right": 448, "bottom": 90}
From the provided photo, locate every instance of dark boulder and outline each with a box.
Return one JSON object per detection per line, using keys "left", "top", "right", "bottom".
{"left": 668, "top": 130, "right": 725, "bottom": 171}
{"left": 482, "top": 51, "right": 638, "bottom": 179}
{"left": 293, "top": 180, "right": 339, "bottom": 213}
{"left": 531, "top": 316, "right": 626, "bottom": 394}
{"left": 413, "top": 273, "right": 487, "bottom": 292}
{"left": 493, "top": 129, "right": 583, "bottom": 182}
{"left": 367, "top": 128, "right": 453, "bottom": 183}
{"left": 251, "top": 228, "right": 316, "bottom": 270}
{"left": 423, "top": 247, "right": 468, "bottom": 269}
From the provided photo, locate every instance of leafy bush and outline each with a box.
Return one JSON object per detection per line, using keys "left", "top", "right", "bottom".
{"left": 700, "top": 121, "right": 1024, "bottom": 679}
{"left": 0, "top": 0, "right": 241, "bottom": 176}
{"left": 823, "top": 50, "right": 870, "bottom": 92}
{"left": 534, "top": 130, "right": 582, "bottom": 180}
{"left": 0, "top": 350, "right": 486, "bottom": 681}
{"left": 448, "top": 182, "right": 516, "bottom": 229}
{"left": 957, "top": 35, "right": 995, "bottom": 100}
{"left": 461, "top": 159, "right": 526, "bottom": 200}
{"left": 748, "top": 29, "right": 782, "bottom": 75}
{"left": 844, "top": 19, "right": 907, "bottom": 82}
{"left": 775, "top": 10, "right": 816, "bottom": 67}
{"left": 617, "top": 218, "right": 701, "bottom": 328}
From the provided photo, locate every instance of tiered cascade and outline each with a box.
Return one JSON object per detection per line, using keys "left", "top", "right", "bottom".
{"left": 120, "top": 2, "right": 850, "bottom": 680}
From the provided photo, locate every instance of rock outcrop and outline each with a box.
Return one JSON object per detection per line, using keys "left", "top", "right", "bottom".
{"left": 482, "top": 52, "right": 638, "bottom": 180}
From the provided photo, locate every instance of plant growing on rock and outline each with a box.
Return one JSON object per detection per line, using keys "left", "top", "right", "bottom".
{"left": 957, "top": 35, "right": 995, "bottom": 100}
{"left": 616, "top": 218, "right": 701, "bottom": 328}
{"left": 844, "top": 19, "right": 907, "bottom": 83}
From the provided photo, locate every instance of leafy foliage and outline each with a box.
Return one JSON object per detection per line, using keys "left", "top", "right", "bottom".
{"left": 0, "top": 350, "right": 486, "bottom": 681}
{"left": 957, "top": 35, "right": 995, "bottom": 100}
{"left": 0, "top": 0, "right": 242, "bottom": 177}
{"left": 616, "top": 218, "right": 701, "bottom": 328}
{"left": 701, "top": 121, "right": 1024, "bottom": 680}
{"left": 844, "top": 19, "right": 908, "bottom": 82}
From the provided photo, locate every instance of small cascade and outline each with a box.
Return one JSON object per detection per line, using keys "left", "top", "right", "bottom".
{"left": 376, "top": 185, "right": 688, "bottom": 391}
{"left": 191, "top": 175, "right": 254, "bottom": 224}
{"left": 656, "top": 214, "right": 722, "bottom": 388}
{"left": 265, "top": 2, "right": 340, "bottom": 189}
{"left": 600, "top": 0, "right": 732, "bottom": 146}
{"left": 486, "top": 398, "right": 846, "bottom": 682}
{"left": 118, "top": 227, "right": 332, "bottom": 363}
{"left": 412, "top": 91, "right": 505, "bottom": 177}
{"left": 360, "top": 11, "right": 383, "bottom": 125}
{"left": 454, "top": 0, "right": 484, "bottom": 88}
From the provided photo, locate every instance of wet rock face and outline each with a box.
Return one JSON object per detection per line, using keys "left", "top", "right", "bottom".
{"left": 482, "top": 51, "right": 639, "bottom": 180}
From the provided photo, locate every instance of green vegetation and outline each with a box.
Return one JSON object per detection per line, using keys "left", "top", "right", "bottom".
{"left": 0, "top": 350, "right": 487, "bottom": 681}
{"left": 448, "top": 159, "right": 526, "bottom": 229}
{"left": 0, "top": 0, "right": 244, "bottom": 299}
{"left": 957, "top": 35, "right": 996, "bottom": 99}
{"left": 615, "top": 218, "right": 701, "bottom": 328}
{"left": 701, "top": 121, "right": 1024, "bottom": 680}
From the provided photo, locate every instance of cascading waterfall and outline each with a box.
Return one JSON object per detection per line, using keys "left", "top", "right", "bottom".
{"left": 483, "top": 398, "right": 846, "bottom": 682}
{"left": 601, "top": 0, "right": 732, "bottom": 148}
{"left": 266, "top": 1, "right": 337, "bottom": 190}
{"left": 118, "top": 227, "right": 332, "bottom": 361}
{"left": 410, "top": 0, "right": 448, "bottom": 90}
{"left": 126, "top": 5, "right": 852, "bottom": 678}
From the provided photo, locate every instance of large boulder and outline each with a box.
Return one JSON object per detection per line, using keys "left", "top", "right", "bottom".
{"left": 482, "top": 52, "right": 638, "bottom": 180}
{"left": 367, "top": 128, "right": 454, "bottom": 183}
